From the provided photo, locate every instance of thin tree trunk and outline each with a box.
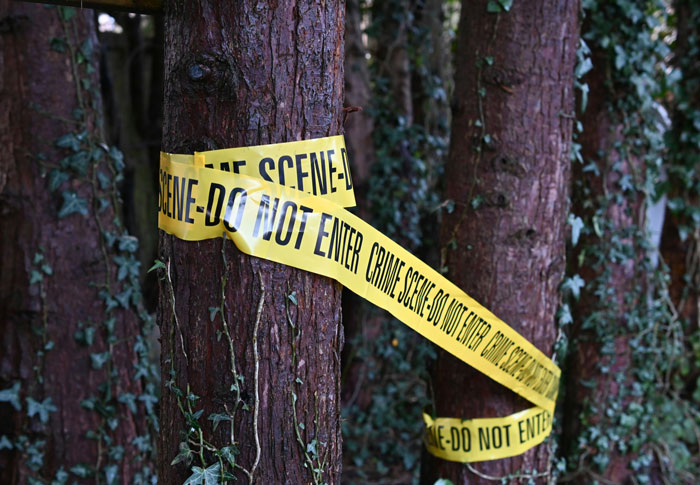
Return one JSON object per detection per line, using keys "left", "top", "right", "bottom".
{"left": 340, "top": 0, "right": 379, "bottom": 414}
{"left": 0, "top": 3, "right": 153, "bottom": 483}
{"left": 562, "top": 45, "right": 646, "bottom": 483}
{"left": 157, "top": 1, "right": 345, "bottom": 483}
{"left": 661, "top": 0, "right": 699, "bottom": 356}
{"left": 420, "top": 0, "right": 578, "bottom": 483}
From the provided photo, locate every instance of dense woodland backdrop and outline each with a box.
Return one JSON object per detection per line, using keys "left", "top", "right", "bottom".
{"left": 0, "top": 0, "right": 699, "bottom": 484}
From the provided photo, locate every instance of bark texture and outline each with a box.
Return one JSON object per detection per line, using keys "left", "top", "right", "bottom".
{"left": 0, "top": 3, "right": 149, "bottom": 483}
{"left": 158, "top": 1, "right": 345, "bottom": 483}
{"left": 420, "top": 1, "right": 578, "bottom": 483}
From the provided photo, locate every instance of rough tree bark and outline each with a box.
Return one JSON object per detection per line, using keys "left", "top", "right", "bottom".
{"left": 158, "top": 1, "right": 345, "bottom": 483}
{"left": 420, "top": 0, "right": 578, "bottom": 483}
{"left": 0, "top": 3, "right": 151, "bottom": 483}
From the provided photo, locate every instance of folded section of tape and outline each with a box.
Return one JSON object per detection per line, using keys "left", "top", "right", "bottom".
{"left": 158, "top": 135, "right": 560, "bottom": 462}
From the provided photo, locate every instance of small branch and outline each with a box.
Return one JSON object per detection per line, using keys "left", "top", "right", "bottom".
{"left": 249, "top": 272, "right": 265, "bottom": 485}
{"left": 166, "top": 260, "right": 188, "bottom": 365}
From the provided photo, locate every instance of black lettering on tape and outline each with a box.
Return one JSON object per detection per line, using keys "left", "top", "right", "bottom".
{"left": 223, "top": 187, "right": 246, "bottom": 232}
{"left": 279, "top": 155, "right": 294, "bottom": 187}
{"left": 259, "top": 157, "right": 274, "bottom": 182}
{"left": 252, "top": 195, "right": 280, "bottom": 240}
{"left": 205, "top": 183, "right": 226, "bottom": 226}
{"left": 274, "top": 200, "right": 297, "bottom": 246}
{"left": 310, "top": 152, "right": 328, "bottom": 195}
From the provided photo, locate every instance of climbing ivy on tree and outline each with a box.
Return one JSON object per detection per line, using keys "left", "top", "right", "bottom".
{"left": 559, "top": 0, "right": 700, "bottom": 482}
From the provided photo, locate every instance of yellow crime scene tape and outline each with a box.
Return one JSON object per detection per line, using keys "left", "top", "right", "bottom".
{"left": 158, "top": 135, "right": 560, "bottom": 463}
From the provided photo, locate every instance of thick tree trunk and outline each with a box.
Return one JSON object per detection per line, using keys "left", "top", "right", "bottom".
{"left": 0, "top": 3, "right": 153, "bottom": 483}
{"left": 420, "top": 1, "right": 578, "bottom": 483}
{"left": 157, "top": 1, "right": 345, "bottom": 483}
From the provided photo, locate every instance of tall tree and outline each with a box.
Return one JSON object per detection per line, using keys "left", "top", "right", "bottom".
{"left": 420, "top": 0, "right": 578, "bottom": 483}
{"left": 561, "top": 2, "right": 686, "bottom": 482}
{"left": 0, "top": 3, "right": 156, "bottom": 483}
{"left": 157, "top": 1, "right": 345, "bottom": 483}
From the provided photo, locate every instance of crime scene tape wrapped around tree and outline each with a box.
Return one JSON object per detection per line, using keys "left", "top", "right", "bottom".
{"left": 158, "top": 135, "right": 560, "bottom": 463}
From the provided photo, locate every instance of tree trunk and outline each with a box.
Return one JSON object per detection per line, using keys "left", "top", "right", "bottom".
{"left": 420, "top": 1, "right": 578, "bottom": 483}
{"left": 157, "top": 1, "right": 345, "bottom": 483}
{"left": 562, "top": 45, "right": 646, "bottom": 483}
{"left": 0, "top": 3, "right": 154, "bottom": 483}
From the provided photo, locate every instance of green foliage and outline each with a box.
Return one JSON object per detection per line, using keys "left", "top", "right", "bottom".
{"left": 183, "top": 463, "right": 222, "bottom": 485}
{"left": 0, "top": 382, "right": 22, "bottom": 411}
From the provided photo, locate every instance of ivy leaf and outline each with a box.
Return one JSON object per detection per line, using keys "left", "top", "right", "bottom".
{"left": 434, "top": 480, "right": 455, "bottom": 485}
{"left": 58, "top": 6, "right": 76, "bottom": 21}
{"left": 26, "top": 397, "right": 57, "bottom": 424}
{"left": 208, "top": 413, "right": 233, "bottom": 431}
{"left": 108, "top": 146, "right": 125, "bottom": 173}
{"left": 138, "top": 392, "right": 158, "bottom": 415}
{"left": 30, "top": 270, "right": 43, "bottom": 285}
{"left": 486, "top": 1, "right": 502, "bottom": 12}
{"left": 50, "top": 467, "right": 69, "bottom": 485}
{"left": 562, "top": 274, "right": 585, "bottom": 300}
{"left": 118, "top": 393, "right": 138, "bottom": 414}
{"left": 80, "top": 39, "right": 93, "bottom": 60}
{"left": 97, "top": 171, "right": 112, "bottom": 190}
{"left": 0, "top": 382, "right": 22, "bottom": 410}
{"left": 60, "top": 150, "right": 91, "bottom": 176}
{"left": 306, "top": 439, "right": 318, "bottom": 457}
{"left": 557, "top": 303, "right": 573, "bottom": 326}
{"left": 74, "top": 326, "right": 96, "bottom": 346}
{"left": 287, "top": 291, "right": 298, "bottom": 306}
{"left": 132, "top": 434, "right": 152, "bottom": 453}
{"left": 171, "top": 441, "right": 193, "bottom": 466}
{"left": 58, "top": 191, "right": 89, "bottom": 219}
{"left": 217, "top": 445, "right": 239, "bottom": 468}
{"left": 614, "top": 44, "right": 627, "bottom": 70}
{"left": 567, "top": 214, "right": 584, "bottom": 247}
{"left": 498, "top": 0, "right": 513, "bottom": 11}
{"left": 69, "top": 463, "right": 93, "bottom": 478}
{"left": 90, "top": 352, "right": 110, "bottom": 370}
{"left": 0, "top": 435, "right": 13, "bottom": 450}
{"left": 115, "top": 287, "right": 133, "bottom": 309}
{"left": 148, "top": 259, "right": 166, "bottom": 273}
{"left": 183, "top": 463, "right": 221, "bottom": 485}
{"left": 48, "top": 169, "right": 69, "bottom": 192}
{"left": 118, "top": 235, "right": 139, "bottom": 253}
{"left": 55, "top": 132, "right": 80, "bottom": 152}
{"left": 104, "top": 464, "right": 118, "bottom": 485}
{"left": 209, "top": 307, "right": 219, "bottom": 322}
{"left": 618, "top": 174, "right": 634, "bottom": 192}
{"left": 575, "top": 57, "right": 593, "bottom": 79}
{"left": 108, "top": 445, "right": 124, "bottom": 462}
{"left": 114, "top": 255, "right": 140, "bottom": 281}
